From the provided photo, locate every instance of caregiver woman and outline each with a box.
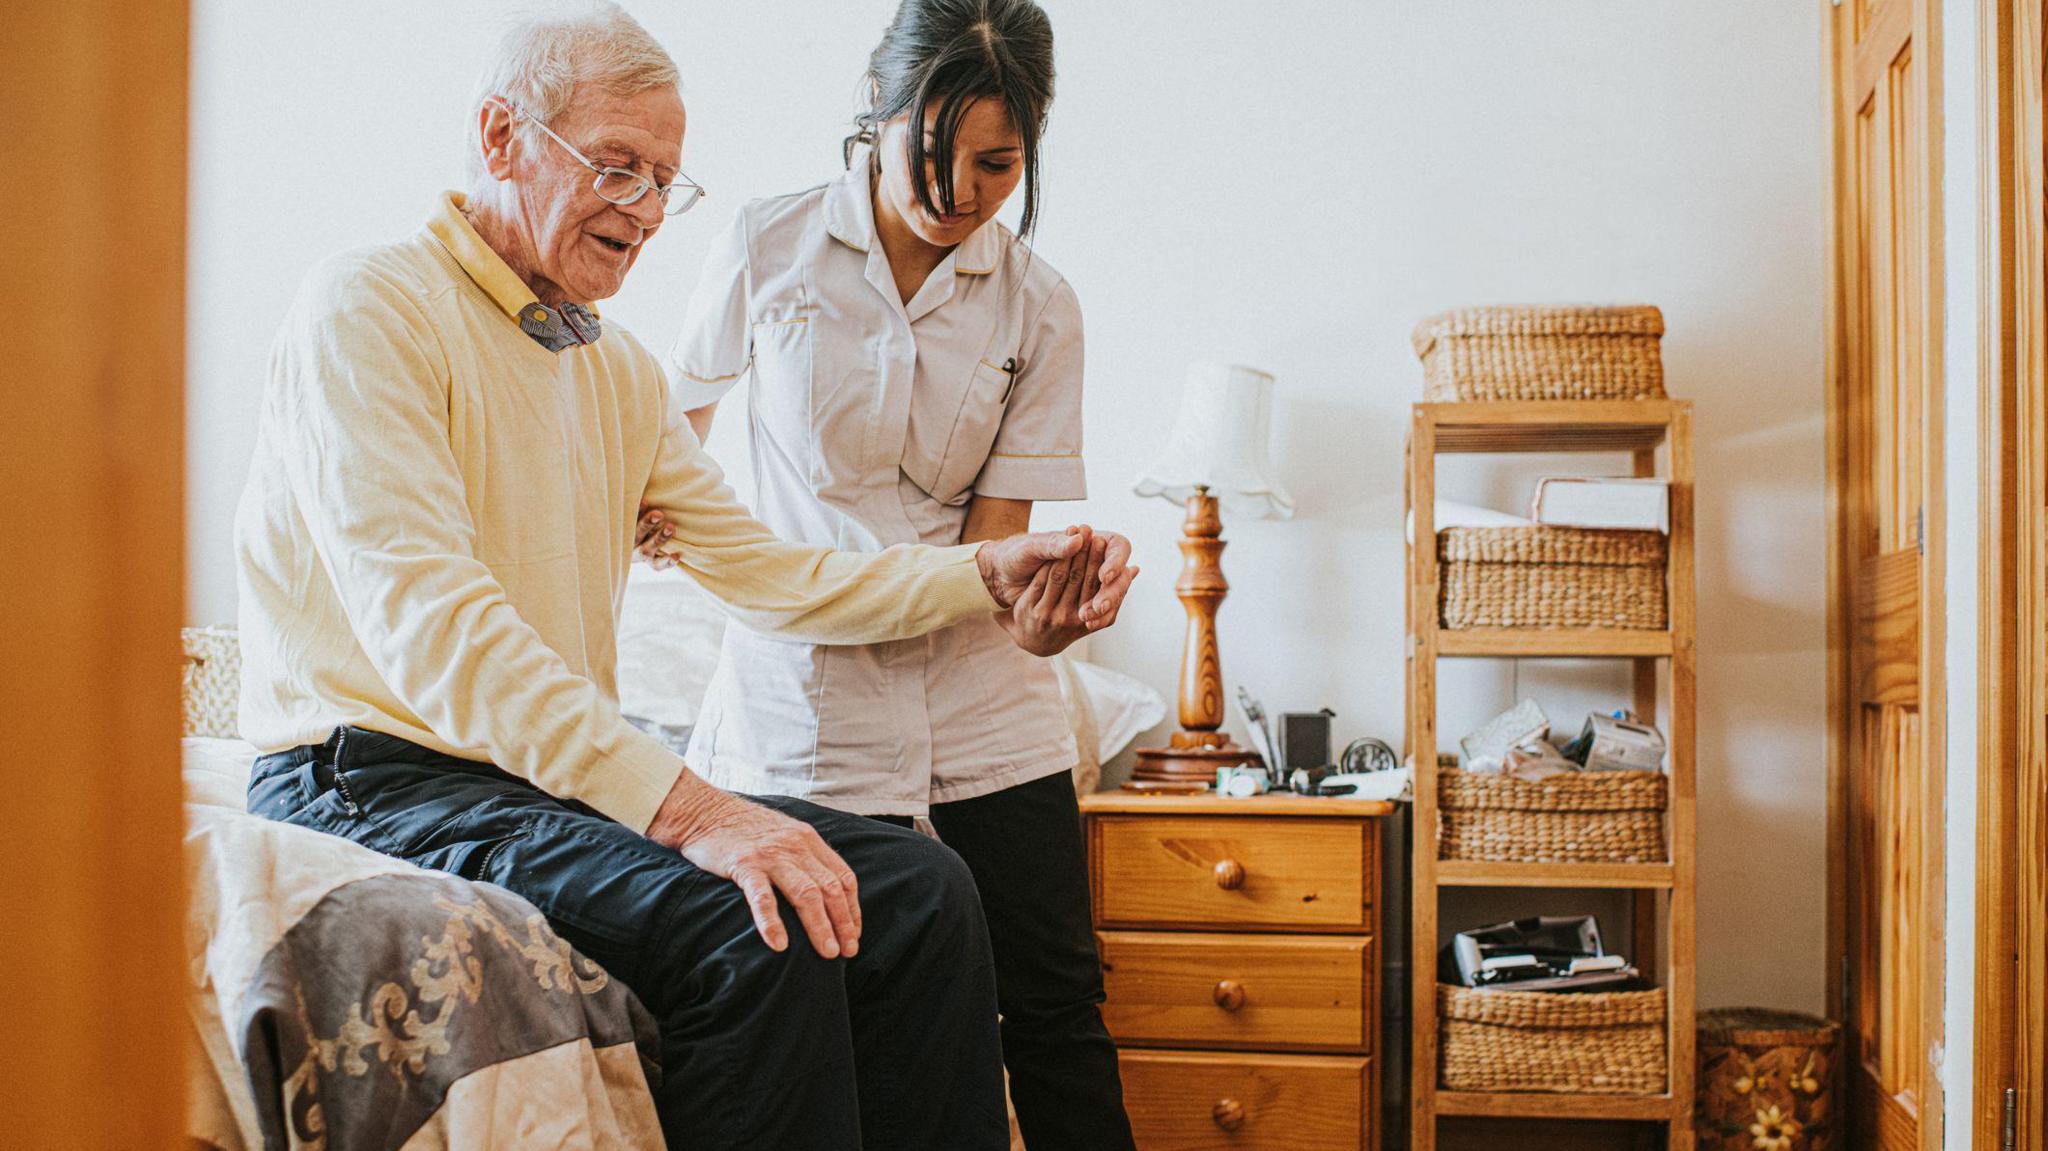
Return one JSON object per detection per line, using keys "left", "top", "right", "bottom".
{"left": 641, "top": 0, "right": 1136, "bottom": 1146}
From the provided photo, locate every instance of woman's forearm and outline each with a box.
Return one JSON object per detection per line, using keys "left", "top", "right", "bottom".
{"left": 685, "top": 401, "right": 718, "bottom": 443}
{"left": 962, "top": 495, "right": 1032, "bottom": 544}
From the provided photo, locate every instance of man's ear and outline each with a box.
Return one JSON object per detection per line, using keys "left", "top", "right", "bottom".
{"left": 477, "top": 98, "right": 519, "bottom": 181}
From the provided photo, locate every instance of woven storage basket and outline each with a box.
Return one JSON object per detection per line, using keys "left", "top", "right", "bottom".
{"left": 1412, "top": 305, "right": 1665, "bottom": 402}
{"left": 1439, "top": 526, "right": 1668, "bottom": 630}
{"left": 1438, "top": 766, "right": 1667, "bottom": 863}
{"left": 181, "top": 626, "right": 241, "bottom": 739}
{"left": 1439, "top": 984, "right": 1667, "bottom": 1095}
{"left": 1696, "top": 1008, "right": 1839, "bottom": 1151}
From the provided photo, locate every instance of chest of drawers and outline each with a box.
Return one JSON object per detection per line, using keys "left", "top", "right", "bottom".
{"left": 1082, "top": 792, "right": 1393, "bottom": 1151}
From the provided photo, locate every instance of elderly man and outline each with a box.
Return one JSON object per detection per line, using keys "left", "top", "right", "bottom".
{"left": 234, "top": 5, "right": 1134, "bottom": 1149}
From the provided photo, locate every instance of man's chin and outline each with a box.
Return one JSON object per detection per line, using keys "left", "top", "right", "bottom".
{"left": 565, "top": 276, "right": 625, "bottom": 306}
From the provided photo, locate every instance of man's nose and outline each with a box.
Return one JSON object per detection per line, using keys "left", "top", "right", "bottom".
{"left": 619, "top": 188, "right": 664, "bottom": 229}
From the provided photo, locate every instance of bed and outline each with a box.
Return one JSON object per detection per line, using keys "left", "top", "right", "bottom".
{"left": 182, "top": 569, "right": 1164, "bottom": 1150}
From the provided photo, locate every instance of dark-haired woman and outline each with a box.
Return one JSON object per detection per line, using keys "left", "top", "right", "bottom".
{"left": 642, "top": 0, "right": 1136, "bottom": 1145}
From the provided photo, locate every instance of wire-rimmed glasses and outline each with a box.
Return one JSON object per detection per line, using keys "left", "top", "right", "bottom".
{"left": 509, "top": 101, "right": 704, "bottom": 217}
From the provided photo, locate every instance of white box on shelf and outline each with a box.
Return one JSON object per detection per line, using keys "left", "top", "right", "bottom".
{"left": 1531, "top": 476, "right": 1670, "bottom": 533}
{"left": 1576, "top": 712, "right": 1667, "bottom": 772}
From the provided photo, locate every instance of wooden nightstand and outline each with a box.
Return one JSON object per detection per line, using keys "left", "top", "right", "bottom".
{"left": 1082, "top": 791, "right": 1395, "bottom": 1151}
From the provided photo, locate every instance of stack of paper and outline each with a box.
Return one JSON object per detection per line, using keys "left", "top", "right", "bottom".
{"left": 1531, "top": 477, "right": 1669, "bottom": 533}
{"left": 1456, "top": 698, "right": 1548, "bottom": 774}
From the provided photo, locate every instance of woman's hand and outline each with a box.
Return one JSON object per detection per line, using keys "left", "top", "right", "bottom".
{"left": 633, "top": 504, "right": 679, "bottom": 570}
{"left": 989, "top": 527, "right": 1139, "bottom": 656}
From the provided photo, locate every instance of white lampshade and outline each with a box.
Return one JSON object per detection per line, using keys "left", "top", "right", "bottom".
{"left": 1131, "top": 362, "right": 1295, "bottom": 520}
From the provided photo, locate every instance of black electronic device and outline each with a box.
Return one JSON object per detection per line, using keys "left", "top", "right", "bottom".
{"left": 1275, "top": 708, "right": 1336, "bottom": 773}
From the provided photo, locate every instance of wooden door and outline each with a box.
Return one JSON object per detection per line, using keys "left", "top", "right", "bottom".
{"left": 0, "top": 1, "right": 189, "bottom": 1145}
{"left": 1976, "top": 2, "right": 2048, "bottom": 1144}
{"left": 1826, "top": 1, "right": 1946, "bottom": 1150}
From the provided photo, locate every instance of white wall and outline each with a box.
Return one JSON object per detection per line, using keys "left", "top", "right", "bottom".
{"left": 1939, "top": 0, "right": 1980, "bottom": 1140}
{"left": 188, "top": 0, "right": 1830, "bottom": 1013}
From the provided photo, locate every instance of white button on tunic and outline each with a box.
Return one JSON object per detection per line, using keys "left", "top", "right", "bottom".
{"left": 668, "top": 162, "right": 1087, "bottom": 815}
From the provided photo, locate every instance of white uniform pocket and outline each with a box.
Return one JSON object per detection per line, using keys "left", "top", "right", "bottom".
{"left": 904, "top": 356, "right": 1016, "bottom": 506}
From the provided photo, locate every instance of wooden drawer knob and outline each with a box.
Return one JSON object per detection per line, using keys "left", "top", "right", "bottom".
{"left": 1212, "top": 979, "right": 1247, "bottom": 1012}
{"left": 1212, "top": 1098, "right": 1246, "bottom": 1132}
{"left": 1213, "top": 859, "right": 1246, "bottom": 890}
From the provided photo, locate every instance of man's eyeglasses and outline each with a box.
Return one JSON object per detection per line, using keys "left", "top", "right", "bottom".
{"left": 507, "top": 101, "right": 704, "bottom": 217}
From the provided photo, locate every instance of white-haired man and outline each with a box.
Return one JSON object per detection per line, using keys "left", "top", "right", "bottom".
{"left": 235, "top": 6, "right": 1135, "bottom": 1149}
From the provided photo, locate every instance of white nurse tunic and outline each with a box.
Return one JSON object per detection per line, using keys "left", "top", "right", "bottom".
{"left": 667, "top": 160, "right": 1087, "bottom": 816}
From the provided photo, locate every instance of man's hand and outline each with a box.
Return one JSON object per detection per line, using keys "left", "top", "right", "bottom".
{"left": 995, "top": 532, "right": 1124, "bottom": 656}
{"left": 645, "top": 772, "right": 861, "bottom": 958}
{"left": 977, "top": 526, "right": 1138, "bottom": 648}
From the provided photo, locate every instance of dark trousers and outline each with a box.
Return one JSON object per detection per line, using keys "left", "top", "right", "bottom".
{"left": 880, "top": 770, "right": 1137, "bottom": 1151}
{"left": 249, "top": 728, "right": 1008, "bottom": 1151}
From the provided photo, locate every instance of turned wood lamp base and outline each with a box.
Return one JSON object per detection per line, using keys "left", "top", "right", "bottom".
{"left": 1132, "top": 732, "right": 1263, "bottom": 783}
{"left": 1130, "top": 487, "right": 1263, "bottom": 785}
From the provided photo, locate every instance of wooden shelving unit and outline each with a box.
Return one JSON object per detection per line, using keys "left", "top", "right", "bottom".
{"left": 1405, "top": 399, "right": 1697, "bottom": 1149}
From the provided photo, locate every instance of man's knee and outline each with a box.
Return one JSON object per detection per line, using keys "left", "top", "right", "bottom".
{"left": 707, "top": 798, "right": 993, "bottom": 972}
{"left": 869, "top": 828, "right": 990, "bottom": 965}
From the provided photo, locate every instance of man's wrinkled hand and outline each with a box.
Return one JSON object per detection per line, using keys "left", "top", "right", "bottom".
{"left": 977, "top": 526, "right": 1138, "bottom": 651}
{"left": 645, "top": 776, "right": 860, "bottom": 959}
{"left": 996, "top": 532, "right": 1131, "bottom": 655}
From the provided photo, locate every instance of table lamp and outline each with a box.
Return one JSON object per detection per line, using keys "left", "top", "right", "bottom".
{"left": 1129, "top": 362, "right": 1294, "bottom": 783}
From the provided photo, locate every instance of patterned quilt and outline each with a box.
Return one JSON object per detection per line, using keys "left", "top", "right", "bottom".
{"left": 183, "top": 738, "right": 663, "bottom": 1150}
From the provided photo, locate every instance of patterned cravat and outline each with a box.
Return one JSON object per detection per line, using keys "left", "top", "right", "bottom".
{"left": 516, "top": 300, "right": 603, "bottom": 352}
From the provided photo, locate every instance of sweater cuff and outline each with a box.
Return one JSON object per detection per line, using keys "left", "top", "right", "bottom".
{"left": 937, "top": 543, "right": 1002, "bottom": 615}
{"left": 584, "top": 724, "right": 688, "bottom": 833}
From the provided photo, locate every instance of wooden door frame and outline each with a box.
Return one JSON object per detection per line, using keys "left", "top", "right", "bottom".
{"left": 1822, "top": 1, "right": 1949, "bottom": 1148}
{"left": 1973, "top": 0, "right": 2047, "bottom": 1146}
{"left": 0, "top": 2, "right": 189, "bottom": 1144}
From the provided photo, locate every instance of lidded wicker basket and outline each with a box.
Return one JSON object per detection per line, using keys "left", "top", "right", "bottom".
{"left": 1696, "top": 1008, "right": 1839, "bottom": 1150}
{"left": 1413, "top": 305, "right": 1666, "bottom": 402}
{"left": 1438, "top": 766, "right": 1668, "bottom": 863}
{"left": 1438, "top": 984, "right": 1668, "bottom": 1095}
{"left": 1439, "top": 525, "right": 1668, "bottom": 630}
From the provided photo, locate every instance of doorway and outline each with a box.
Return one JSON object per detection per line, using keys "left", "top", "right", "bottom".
{"left": 1823, "top": 0, "right": 1950, "bottom": 1148}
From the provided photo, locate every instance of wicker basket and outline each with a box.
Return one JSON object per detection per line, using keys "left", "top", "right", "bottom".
{"left": 1439, "top": 984, "right": 1667, "bottom": 1095}
{"left": 1439, "top": 526, "right": 1668, "bottom": 630}
{"left": 1438, "top": 766, "right": 1667, "bottom": 863}
{"left": 1412, "top": 305, "right": 1666, "bottom": 402}
{"left": 181, "top": 626, "right": 241, "bottom": 739}
{"left": 1696, "top": 1008, "right": 1840, "bottom": 1151}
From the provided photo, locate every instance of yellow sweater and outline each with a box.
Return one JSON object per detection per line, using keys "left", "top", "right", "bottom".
{"left": 235, "top": 193, "right": 994, "bottom": 831}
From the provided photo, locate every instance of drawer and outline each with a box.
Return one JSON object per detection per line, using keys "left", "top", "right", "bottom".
{"left": 1120, "top": 1049, "right": 1371, "bottom": 1151}
{"left": 1091, "top": 815, "right": 1375, "bottom": 931}
{"left": 1099, "top": 931, "right": 1374, "bottom": 1053}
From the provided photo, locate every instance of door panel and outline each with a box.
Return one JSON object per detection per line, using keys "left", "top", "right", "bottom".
{"left": 1829, "top": 0, "right": 1941, "bottom": 1147}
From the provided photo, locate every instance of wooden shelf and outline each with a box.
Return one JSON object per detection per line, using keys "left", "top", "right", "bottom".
{"left": 1419, "top": 400, "right": 1677, "bottom": 455}
{"left": 1434, "top": 1091, "right": 1678, "bottom": 1121}
{"left": 1408, "top": 400, "right": 1697, "bottom": 1149}
{"left": 1434, "top": 627, "right": 1675, "bottom": 658}
{"left": 1434, "top": 861, "right": 1675, "bottom": 889}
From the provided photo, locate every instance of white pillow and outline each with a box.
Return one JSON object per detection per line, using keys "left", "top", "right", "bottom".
{"left": 616, "top": 565, "right": 731, "bottom": 728}
{"left": 182, "top": 736, "right": 261, "bottom": 810}
{"left": 1066, "top": 659, "right": 1168, "bottom": 761}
